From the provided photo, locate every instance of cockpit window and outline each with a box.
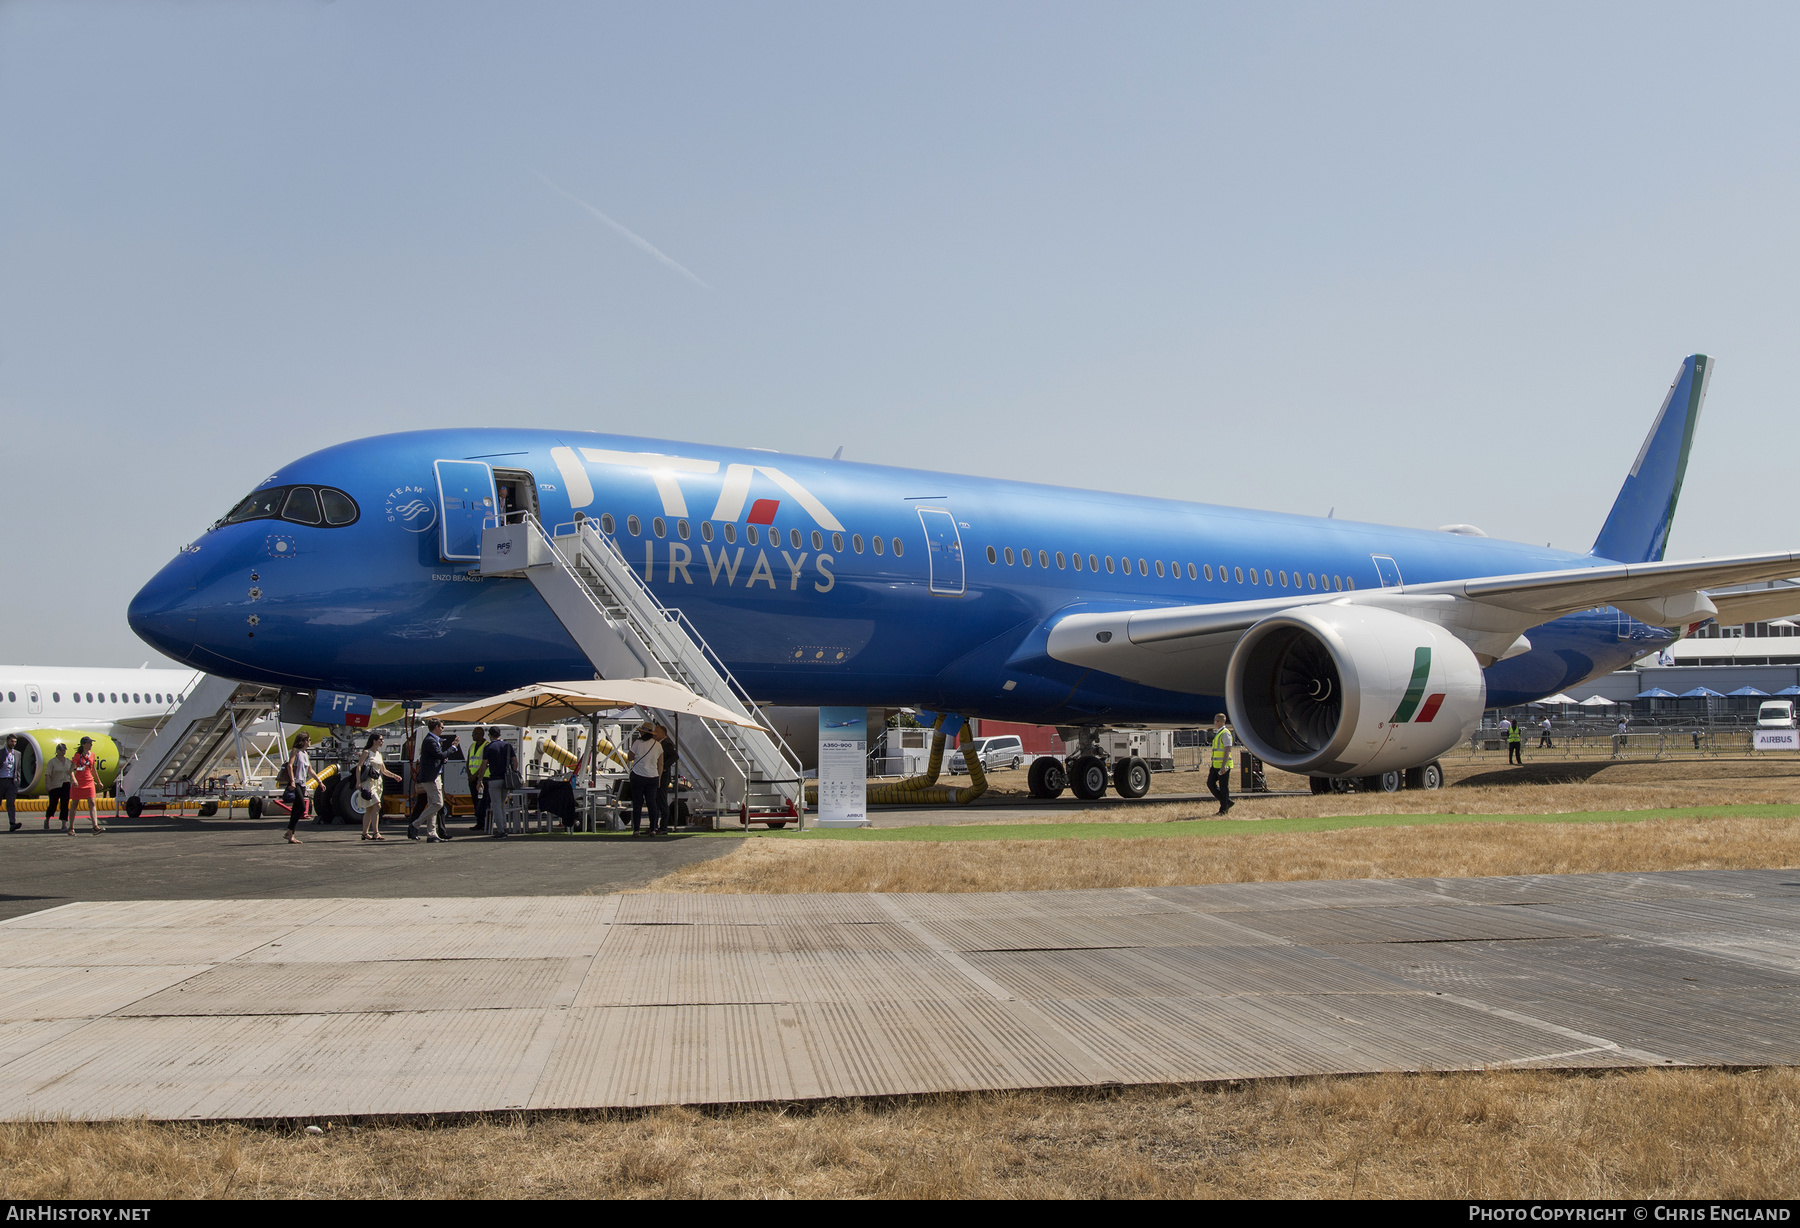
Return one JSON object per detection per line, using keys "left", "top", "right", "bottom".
{"left": 320, "top": 488, "right": 358, "bottom": 525}
{"left": 282, "top": 487, "right": 322, "bottom": 525}
{"left": 218, "top": 485, "right": 360, "bottom": 530}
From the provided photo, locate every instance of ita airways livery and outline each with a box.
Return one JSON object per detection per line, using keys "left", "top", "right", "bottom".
{"left": 128, "top": 355, "right": 1800, "bottom": 794}
{"left": 0, "top": 666, "right": 201, "bottom": 796}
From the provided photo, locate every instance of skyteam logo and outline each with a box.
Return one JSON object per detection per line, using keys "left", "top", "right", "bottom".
{"left": 384, "top": 485, "right": 438, "bottom": 533}
{"left": 1388, "top": 647, "right": 1447, "bottom": 724}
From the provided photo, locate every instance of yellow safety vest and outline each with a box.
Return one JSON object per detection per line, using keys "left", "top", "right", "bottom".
{"left": 1506, "top": 724, "right": 1523, "bottom": 744}
{"left": 468, "top": 742, "right": 486, "bottom": 780}
{"left": 1210, "top": 728, "right": 1234, "bottom": 770}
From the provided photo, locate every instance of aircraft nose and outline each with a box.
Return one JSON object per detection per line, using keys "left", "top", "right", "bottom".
{"left": 128, "top": 553, "right": 201, "bottom": 663}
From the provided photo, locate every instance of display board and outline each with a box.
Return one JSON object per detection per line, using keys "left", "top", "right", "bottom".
{"left": 1753, "top": 728, "right": 1799, "bottom": 751}
{"left": 816, "top": 706, "right": 870, "bottom": 827}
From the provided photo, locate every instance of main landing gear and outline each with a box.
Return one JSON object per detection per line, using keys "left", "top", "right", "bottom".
{"left": 1310, "top": 760, "right": 1444, "bottom": 794}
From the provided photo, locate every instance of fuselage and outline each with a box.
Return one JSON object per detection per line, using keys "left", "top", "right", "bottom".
{"left": 0, "top": 666, "right": 201, "bottom": 737}
{"left": 126, "top": 430, "right": 1670, "bottom": 719}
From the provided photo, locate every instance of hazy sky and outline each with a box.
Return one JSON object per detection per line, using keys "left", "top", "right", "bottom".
{"left": 6, "top": 2, "right": 1800, "bottom": 667}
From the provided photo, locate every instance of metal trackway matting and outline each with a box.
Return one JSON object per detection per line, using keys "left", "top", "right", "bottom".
{"left": 1, "top": 868, "right": 1798, "bottom": 1120}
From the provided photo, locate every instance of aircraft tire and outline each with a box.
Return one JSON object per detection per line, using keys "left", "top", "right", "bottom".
{"left": 124, "top": 796, "right": 143, "bottom": 819}
{"left": 247, "top": 796, "right": 263, "bottom": 821}
{"left": 336, "top": 777, "right": 377, "bottom": 825}
{"left": 1069, "top": 755, "right": 1109, "bottom": 800}
{"left": 1310, "top": 776, "right": 1332, "bottom": 796}
{"left": 1364, "top": 770, "right": 1402, "bottom": 794}
{"left": 1404, "top": 761, "right": 1444, "bottom": 790}
{"left": 1027, "top": 757, "right": 1067, "bottom": 799}
{"left": 313, "top": 779, "right": 341, "bottom": 823}
{"left": 1112, "top": 757, "right": 1151, "bottom": 799}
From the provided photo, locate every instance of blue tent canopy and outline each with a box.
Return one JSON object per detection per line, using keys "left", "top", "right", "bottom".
{"left": 1636, "top": 687, "right": 1680, "bottom": 699}
{"left": 1727, "top": 686, "right": 1769, "bottom": 697}
{"left": 1779, "top": 686, "right": 1800, "bottom": 696}
{"left": 1681, "top": 686, "right": 1726, "bottom": 698}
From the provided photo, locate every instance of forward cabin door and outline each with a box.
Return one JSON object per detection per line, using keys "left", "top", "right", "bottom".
{"left": 917, "top": 506, "right": 965, "bottom": 596}
{"left": 435, "top": 460, "right": 498, "bottom": 562}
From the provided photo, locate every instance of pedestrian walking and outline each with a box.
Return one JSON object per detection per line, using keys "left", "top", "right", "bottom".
{"left": 1612, "top": 716, "right": 1629, "bottom": 758}
{"left": 435, "top": 732, "right": 461, "bottom": 839}
{"left": 43, "top": 743, "right": 71, "bottom": 831}
{"left": 483, "top": 726, "right": 515, "bottom": 837}
{"left": 283, "top": 731, "right": 317, "bottom": 844}
{"left": 0, "top": 734, "right": 21, "bottom": 831}
{"left": 409, "top": 719, "right": 447, "bottom": 843}
{"left": 67, "top": 737, "right": 105, "bottom": 834}
{"left": 467, "top": 727, "right": 489, "bottom": 831}
{"left": 1539, "top": 717, "right": 1553, "bottom": 749}
{"left": 628, "top": 722, "right": 667, "bottom": 836}
{"left": 355, "top": 732, "right": 401, "bottom": 841}
{"left": 654, "top": 722, "right": 679, "bottom": 830}
{"left": 1206, "top": 713, "right": 1235, "bottom": 815}
{"left": 1507, "top": 719, "right": 1525, "bottom": 765}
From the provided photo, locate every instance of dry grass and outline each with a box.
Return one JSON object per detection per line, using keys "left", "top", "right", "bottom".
{"left": 943, "top": 756, "right": 1800, "bottom": 825}
{"left": 5, "top": 1068, "right": 1796, "bottom": 1199}
{"left": 652, "top": 814, "right": 1800, "bottom": 894}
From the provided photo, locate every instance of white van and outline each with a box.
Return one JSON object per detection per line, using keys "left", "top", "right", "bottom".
{"left": 948, "top": 735, "right": 1027, "bottom": 773}
{"left": 1756, "top": 700, "right": 1796, "bottom": 728}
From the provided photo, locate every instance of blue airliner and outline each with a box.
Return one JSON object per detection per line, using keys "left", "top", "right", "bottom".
{"left": 128, "top": 355, "right": 1800, "bottom": 792}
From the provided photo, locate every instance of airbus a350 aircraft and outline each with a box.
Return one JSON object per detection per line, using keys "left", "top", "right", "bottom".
{"left": 127, "top": 355, "right": 1800, "bottom": 795}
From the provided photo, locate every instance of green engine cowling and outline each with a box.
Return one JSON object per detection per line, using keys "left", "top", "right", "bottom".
{"left": 3, "top": 730, "right": 122, "bottom": 796}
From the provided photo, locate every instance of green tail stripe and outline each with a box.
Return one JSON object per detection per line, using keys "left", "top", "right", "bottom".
{"left": 1389, "top": 647, "right": 1431, "bottom": 723}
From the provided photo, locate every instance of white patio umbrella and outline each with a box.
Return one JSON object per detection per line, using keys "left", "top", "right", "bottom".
{"left": 1579, "top": 695, "right": 1617, "bottom": 707}
{"left": 1535, "top": 693, "right": 1579, "bottom": 705}
{"left": 432, "top": 678, "right": 765, "bottom": 798}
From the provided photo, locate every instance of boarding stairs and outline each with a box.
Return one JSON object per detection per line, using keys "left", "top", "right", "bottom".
{"left": 479, "top": 513, "right": 805, "bottom": 824}
{"left": 119, "top": 675, "right": 285, "bottom": 804}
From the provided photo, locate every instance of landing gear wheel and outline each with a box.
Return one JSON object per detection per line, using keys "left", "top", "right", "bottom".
{"left": 1364, "top": 770, "right": 1402, "bottom": 794}
{"left": 247, "top": 796, "right": 263, "bottom": 821}
{"left": 1068, "top": 755, "right": 1109, "bottom": 800}
{"left": 336, "top": 776, "right": 377, "bottom": 824}
{"left": 1028, "top": 757, "right": 1068, "bottom": 799}
{"left": 1112, "top": 757, "right": 1151, "bottom": 799}
{"left": 1309, "top": 776, "right": 1332, "bottom": 796}
{"left": 1404, "top": 761, "right": 1445, "bottom": 790}
{"left": 1330, "top": 777, "right": 1354, "bottom": 794}
{"left": 313, "top": 779, "right": 341, "bottom": 824}
{"left": 124, "top": 796, "right": 143, "bottom": 819}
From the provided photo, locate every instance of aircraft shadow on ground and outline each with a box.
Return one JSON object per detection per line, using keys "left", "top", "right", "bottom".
{"left": 1456, "top": 762, "right": 1620, "bottom": 788}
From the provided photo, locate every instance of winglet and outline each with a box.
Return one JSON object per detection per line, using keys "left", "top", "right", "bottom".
{"left": 1591, "top": 354, "right": 1711, "bottom": 564}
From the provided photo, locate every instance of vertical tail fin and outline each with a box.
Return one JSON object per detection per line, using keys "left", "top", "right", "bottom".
{"left": 1590, "top": 354, "right": 1711, "bottom": 564}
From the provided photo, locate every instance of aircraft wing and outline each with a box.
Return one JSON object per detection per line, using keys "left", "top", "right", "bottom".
{"left": 1043, "top": 550, "right": 1800, "bottom": 695}
{"left": 1705, "top": 587, "right": 1800, "bottom": 628}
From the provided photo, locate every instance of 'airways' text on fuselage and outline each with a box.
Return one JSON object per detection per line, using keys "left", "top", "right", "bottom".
{"left": 636, "top": 541, "right": 838, "bottom": 593}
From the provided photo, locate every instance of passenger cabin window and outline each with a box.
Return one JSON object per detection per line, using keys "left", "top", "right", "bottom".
{"left": 1187, "top": 563, "right": 1197, "bottom": 579}
{"left": 748, "top": 525, "right": 760, "bottom": 545}
{"left": 1056, "top": 552, "right": 1066, "bottom": 569}
{"left": 1073, "top": 553, "right": 1084, "bottom": 571}
{"left": 1155, "top": 560, "right": 1165, "bottom": 578}
{"left": 1020, "top": 548, "right": 1031, "bottom": 568}
{"left": 626, "top": 515, "right": 642, "bottom": 536}
{"left": 724, "top": 523, "right": 737, "bottom": 544}
{"left": 873, "top": 536, "right": 884, "bottom": 555}
{"left": 1105, "top": 556, "right": 1115, "bottom": 574}
{"left": 652, "top": 517, "right": 666, "bottom": 538}
{"left": 987, "top": 546, "right": 998, "bottom": 564}
{"left": 1249, "top": 569, "right": 1258, "bottom": 585}
{"left": 1004, "top": 547, "right": 1015, "bottom": 565}
{"left": 812, "top": 530, "right": 823, "bottom": 550}
{"left": 832, "top": 532, "right": 844, "bottom": 551}
{"left": 1087, "top": 554, "right": 1098, "bottom": 571}
{"left": 792, "top": 529, "right": 804, "bottom": 549}
{"left": 678, "top": 520, "right": 690, "bottom": 540}
{"left": 1234, "top": 567, "right": 1243, "bottom": 583}
{"left": 701, "top": 521, "right": 714, "bottom": 541}
{"left": 892, "top": 537, "right": 903, "bottom": 556}
{"left": 852, "top": 534, "right": 863, "bottom": 553}
{"left": 600, "top": 513, "right": 616, "bottom": 534}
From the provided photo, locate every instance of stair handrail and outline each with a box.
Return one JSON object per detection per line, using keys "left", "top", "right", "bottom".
{"left": 538, "top": 514, "right": 806, "bottom": 779}
{"left": 496, "top": 512, "right": 784, "bottom": 812}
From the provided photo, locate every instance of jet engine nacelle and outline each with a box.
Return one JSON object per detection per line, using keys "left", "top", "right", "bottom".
{"left": 1225, "top": 605, "right": 1485, "bottom": 778}
{"left": 0, "top": 729, "right": 122, "bottom": 796}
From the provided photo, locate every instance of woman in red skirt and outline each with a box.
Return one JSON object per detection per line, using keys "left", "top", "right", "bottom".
{"left": 67, "top": 737, "right": 105, "bottom": 834}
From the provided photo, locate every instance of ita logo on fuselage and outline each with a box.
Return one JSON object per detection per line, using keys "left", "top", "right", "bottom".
{"left": 550, "top": 446, "right": 845, "bottom": 530}
{"left": 384, "top": 485, "right": 438, "bottom": 533}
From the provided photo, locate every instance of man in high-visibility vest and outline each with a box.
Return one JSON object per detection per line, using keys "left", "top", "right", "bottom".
{"left": 1207, "top": 712, "right": 1235, "bottom": 815}
{"left": 1506, "top": 718, "right": 1524, "bottom": 765}
{"left": 467, "top": 727, "right": 489, "bottom": 831}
